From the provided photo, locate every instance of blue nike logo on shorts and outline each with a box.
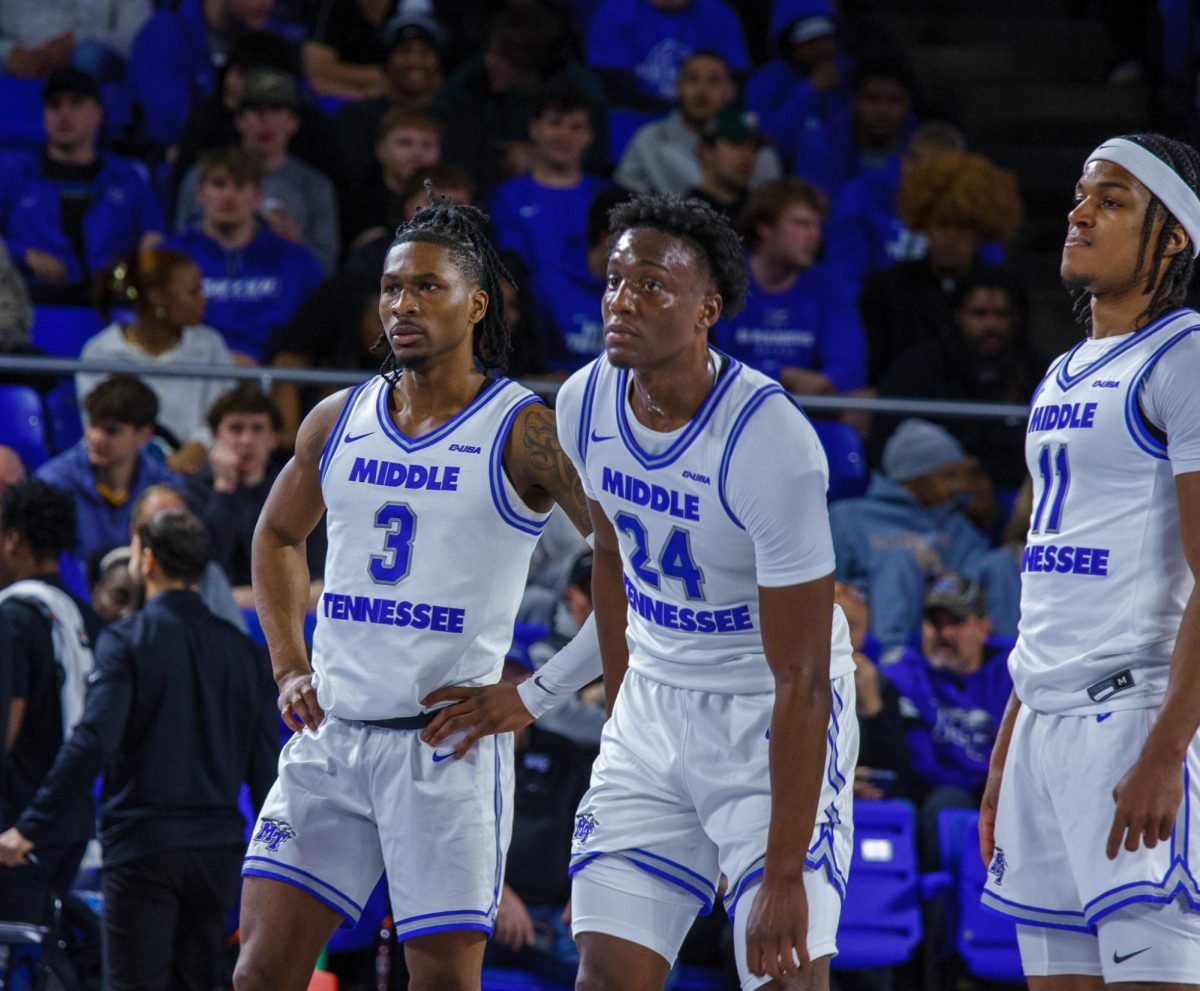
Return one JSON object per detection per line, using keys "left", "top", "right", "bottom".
{"left": 432, "top": 751, "right": 454, "bottom": 763}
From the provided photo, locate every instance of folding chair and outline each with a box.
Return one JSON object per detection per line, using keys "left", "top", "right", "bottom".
{"left": 810, "top": 420, "right": 868, "bottom": 502}
{"left": 30, "top": 307, "right": 104, "bottom": 359}
{"left": 832, "top": 799, "right": 923, "bottom": 969}
{"left": 0, "top": 384, "right": 49, "bottom": 470}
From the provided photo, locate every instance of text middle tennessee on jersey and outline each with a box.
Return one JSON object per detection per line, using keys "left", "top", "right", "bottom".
{"left": 312, "top": 375, "right": 551, "bottom": 719}
{"left": 557, "top": 352, "right": 854, "bottom": 693}
{"left": 1012, "top": 310, "right": 1200, "bottom": 714}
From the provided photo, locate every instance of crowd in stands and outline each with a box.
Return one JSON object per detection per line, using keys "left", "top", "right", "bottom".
{"left": 0, "top": 0, "right": 1139, "bottom": 987}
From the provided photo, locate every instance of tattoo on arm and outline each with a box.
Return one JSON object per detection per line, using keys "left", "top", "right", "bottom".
{"left": 520, "top": 404, "right": 590, "bottom": 533}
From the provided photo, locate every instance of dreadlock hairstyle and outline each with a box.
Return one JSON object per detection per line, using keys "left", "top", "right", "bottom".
{"left": 607, "top": 194, "right": 749, "bottom": 318}
{"left": 370, "top": 182, "right": 517, "bottom": 382}
{"left": 1071, "top": 132, "right": 1200, "bottom": 333}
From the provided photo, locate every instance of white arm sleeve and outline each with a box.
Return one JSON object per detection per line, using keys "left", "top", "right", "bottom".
{"left": 1140, "top": 330, "right": 1200, "bottom": 475}
{"left": 515, "top": 611, "right": 603, "bottom": 719}
{"left": 724, "top": 394, "right": 837, "bottom": 587}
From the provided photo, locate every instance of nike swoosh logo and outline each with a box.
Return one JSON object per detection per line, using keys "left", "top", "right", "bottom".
{"left": 344, "top": 431, "right": 373, "bottom": 444}
{"left": 590, "top": 430, "right": 616, "bottom": 443}
{"left": 432, "top": 751, "right": 454, "bottom": 763}
{"left": 1113, "top": 947, "right": 1151, "bottom": 964}
{"left": 533, "top": 675, "right": 556, "bottom": 696}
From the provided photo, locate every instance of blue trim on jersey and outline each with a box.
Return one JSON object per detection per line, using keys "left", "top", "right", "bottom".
{"left": 614, "top": 351, "right": 743, "bottom": 470}
{"left": 826, "top": 683, "right": 847, "bottom": 796}
{"left": 374, "top": 375, "right": 508, "bottom": 452}
{"left": 490, "top": 735, "right": 504, "bottom": 912}
{"left": 319, "top": 379, "right": 374, "bottom": 484}
{"left": 804, "top": 826, "right": 847, "bottom": 899}
{"left": 717, "top": 384, "right": 787, "bottom": 529}
{"left": 1124, "top": 325, "right": 1200, "bottom": 459}
{"left": 1054, "top": 308, "right": 1194, "bottom": 392}
{"left": 577, "top": 358, "right": 605, "bottom": 468}
{"left": 1029, "top": 353, "right": 1068, "bottom": 407}
{"left": 242, "top": 860, "right": 362, "bottom": 925}
{"left": 569, "top": 849, "right": 717, "bottom": 915}
{"left": 488, "top": 396, "right": 551, "bottom": 536}
{"left": 979, "top": 890, "right": 1094, "bottom": 933}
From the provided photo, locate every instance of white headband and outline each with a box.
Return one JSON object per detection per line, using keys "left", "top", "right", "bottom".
{"left": 1087, "top": 138, "right": 1200, "bottom": 257}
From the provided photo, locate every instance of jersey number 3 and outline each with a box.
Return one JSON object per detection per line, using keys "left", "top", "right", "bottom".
{"left": 369, "top": 502, "right": 417, "bottom": 584}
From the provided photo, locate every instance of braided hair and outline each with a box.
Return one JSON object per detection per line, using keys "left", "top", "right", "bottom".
{"left": 607, "top": 194, "right": 749, "bottom": 318}
{"left": 371, "top": 182, "right": 516, "bottom": 382}
{"left": 1071, "top": 132, "right": 1200, "bottom": 332}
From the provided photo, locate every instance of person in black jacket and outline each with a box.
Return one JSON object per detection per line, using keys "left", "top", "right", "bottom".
{"left": 0, "top": 508, "right": 279, "bottom": 991}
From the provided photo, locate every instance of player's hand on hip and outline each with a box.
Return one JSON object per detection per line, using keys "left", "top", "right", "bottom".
{"left": 978, "top": 767, "right": 1003, "bottom": 866}
{"left": 1106, "top": 747, "right": 1183, "bottom": 859}
{"left": 419, "top": 683, "right": 534, "bottom": 757}
{"left": 0, "top": 827, "right": 34, "bottom": 867}
{"left": 744, "top": 873, "right": 810, "bottom": 981}
{"left": 277, "top": 670, "right": 325, "bottom": 732}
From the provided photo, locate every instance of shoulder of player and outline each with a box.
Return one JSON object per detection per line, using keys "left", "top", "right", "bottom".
{"left": 294, "top": 383, "right": 369, "bottom": 466}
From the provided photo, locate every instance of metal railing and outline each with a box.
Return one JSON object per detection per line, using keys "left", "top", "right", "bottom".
{"left": 0, "top": 354, "right": 1033, "bottom": 422}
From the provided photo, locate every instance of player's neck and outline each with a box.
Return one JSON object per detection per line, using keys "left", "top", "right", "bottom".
{"left": 1088, "top": 282, "right": 1162, "bottom": 339}
{"left": 388, "top": 352, "right": 487, "bottom": 434}
{"left": 628, "top": 347, "right": 716, "bottom": 432}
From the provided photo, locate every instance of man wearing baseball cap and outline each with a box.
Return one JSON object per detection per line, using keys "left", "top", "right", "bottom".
{"left": 686, "top": 106, "right": 769, "bottom": 220}
{"left": 830, "top": 419, "right": 990, "bottom": 651}
{"left": 884, "top": 572, "right": 1012, "bottom": 866}
{"left": 0, "top": 67, "right": 163, "bottom": 304}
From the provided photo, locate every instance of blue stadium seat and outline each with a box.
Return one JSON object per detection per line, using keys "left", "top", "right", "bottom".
{"left": 0, "top": 385, "right": 49, "bottom": 470}
{"left": 938, "top": 809, "right": 1023, "bottom": 981}
{"left": 241, "top": 607, "right": 318, "bottom": 646}
{"left": 0, "top": 77, "right": 45, "bottom": 152}
{"left": 30, "top": 306, "right": 104, "bottom": 358}
{"left": 44, "top": 381, "right": 83, "bottom": 452}
{"left": 832, "top": 799, "right": 923, "bottom": 970}
{"left": 811, "top": 419, "right": 868, "bottom": 501}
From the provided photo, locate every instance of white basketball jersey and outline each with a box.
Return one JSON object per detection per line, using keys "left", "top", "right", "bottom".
{"left": 559, "top": 353, "right": 854, "bottom": 694}
{"left": 313, "top": 375, "right": 551, "bottom": 719}
{"left": 1012, "top": 308, "right": 1200, "bottom": 714}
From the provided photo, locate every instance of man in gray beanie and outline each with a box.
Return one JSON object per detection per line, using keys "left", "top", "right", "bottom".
{"left": 830, "top": 418, "right": 990, "bottom": 654}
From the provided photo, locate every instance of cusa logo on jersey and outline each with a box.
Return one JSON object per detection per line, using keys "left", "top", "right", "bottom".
{"left": 253, "top": 818, "right": 296, "bottom": 852}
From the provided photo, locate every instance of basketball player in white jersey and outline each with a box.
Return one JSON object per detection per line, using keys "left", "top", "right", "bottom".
{"left": 518, "top": 193, "right": 857, "bottom": 991}
{"left": 979, "top": 133, "right": 1200, "bottom": 988}
{"left": 231, "top": 195, "right": 593, "bottom": 991}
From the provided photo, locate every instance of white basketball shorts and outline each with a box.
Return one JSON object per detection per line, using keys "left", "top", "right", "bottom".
{"left": 569, "top": 669, "right": 857, "bottom": 970}
{"left": 982, "top": 702, "right": 1200, "bottom": 956}
{"left": 244, "top": 716, "right": 514, "bottom": 941}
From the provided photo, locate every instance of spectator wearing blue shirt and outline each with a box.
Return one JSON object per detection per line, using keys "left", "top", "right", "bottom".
{"left": 743, "top": 0, "right": 848, "bottom": 154}
{"left": 0, "top": 68, "right": 162, "bottom": 305}
{"left": 531, "top": 188, "right": 630, "bottom": 375}
{"left": 714, "top": 177, "right": 865, "bottom": 395}
{"left": 883, "top": 573, "right": 1012, "bottom": 866}
{"left": 489, "top": 84, "right": 610, "bottom": 278}
{"left": 615, "top": 50, "right": 781, "bottom": 197}
{"left": 791, "top": 56, "right": 916, "bottom": 199}
{"left": 36, "top": 376, "right": 182, "bottom": 568}
{"left": 823, "top": 120, "right": 966, "bottom": 296}
{"left": 167, "top": 146, "right": 323, "bottom": 364}
{"left": 128, "top": 0, "right": 275, "bottom": 151}
{"left": 859, "top": 149, "right": 1023, "bottom": 386}
{"left": 830, "top": 420, "right": 990, "bottom": 653}
{"left": 584, "top": 0, "right": 749, "bottom": 107}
